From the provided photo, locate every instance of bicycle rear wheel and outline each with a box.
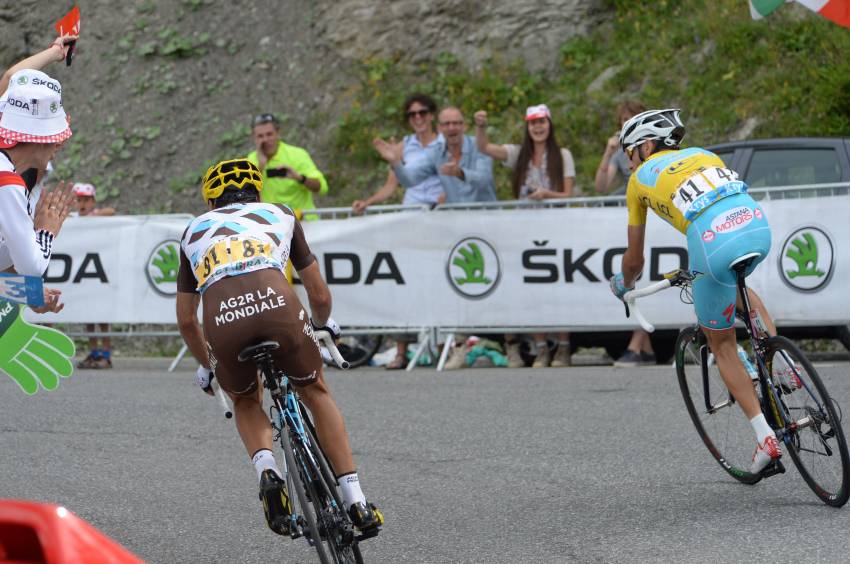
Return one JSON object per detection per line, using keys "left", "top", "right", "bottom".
{"left": 283, "top": 432, "right": 331, "bottom": 564}
{"left": 675, "top": 326, "right": 761, "bottom": 484}
{"left": 766, "top": 336, "right": 850, "bottom": 507}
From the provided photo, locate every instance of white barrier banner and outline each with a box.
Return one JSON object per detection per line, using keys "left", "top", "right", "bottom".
{"left": 26, "top": 197, "right": 849, "bottom": 330}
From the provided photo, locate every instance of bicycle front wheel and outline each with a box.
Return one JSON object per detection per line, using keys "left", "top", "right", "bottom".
{"left": 766, "top": 336, "right": 850, "bottom": 507}
{"left": 675, "top": 326, "right": 761, "bottom": 484}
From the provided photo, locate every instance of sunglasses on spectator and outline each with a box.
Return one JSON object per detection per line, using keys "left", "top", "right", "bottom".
{"left": 252, "top": 113, "right": 279, "bottom": 127}
{"left": 406, "top": 109, "right": 431, "bottom": 119}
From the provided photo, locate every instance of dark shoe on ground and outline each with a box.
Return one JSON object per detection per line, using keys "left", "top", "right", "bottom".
{"left": 93, "top": 357, "right": 113, "bottom": 369}
{"left": 77, "top": 354, "right": 99, "bottom": 369}
{"left": 349, "top": 501, "right": 383, "bottom": 536}
{"left": 614, "top": 350, "right": 656, "bottom": 367}
{"left": 259, "top": 470, "right": 292, "bottom": 536}
{"left": 385, "top": 354, "right": 406, "bottom": 370}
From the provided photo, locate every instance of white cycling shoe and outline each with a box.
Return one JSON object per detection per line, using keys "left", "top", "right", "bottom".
{"left": 751, "top": 435, "right": 782, "bottom": 474}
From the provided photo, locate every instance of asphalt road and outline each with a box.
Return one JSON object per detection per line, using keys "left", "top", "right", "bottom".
{"left": 2, "top": 359, "right": 850, "bottom": 563}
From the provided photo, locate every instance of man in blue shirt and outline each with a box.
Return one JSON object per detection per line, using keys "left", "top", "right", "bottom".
{"left": 373, "top": 107, "right": 496, "bottom": 203}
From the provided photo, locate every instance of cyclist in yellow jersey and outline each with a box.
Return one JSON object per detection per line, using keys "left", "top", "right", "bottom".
{"left": 609, "top": 109, "right": 794, "bottom": 474}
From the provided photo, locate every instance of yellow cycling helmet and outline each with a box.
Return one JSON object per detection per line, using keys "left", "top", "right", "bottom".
{"left": 201, "top": 158, "right": 263, "bottom": 202}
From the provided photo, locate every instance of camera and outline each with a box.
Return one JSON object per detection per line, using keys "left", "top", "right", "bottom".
{"left": 267, "top": 167, "right": 289, "bottom": 178}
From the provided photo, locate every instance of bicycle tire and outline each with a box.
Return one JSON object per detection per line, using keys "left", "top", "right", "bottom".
{"left": 766, "top": 336, "right": 850, "bottom": 507}
{"left": 675, "top": 326, "right": 762, "bottom": 484}
{"left": 300, "top": 405, "right": 364, "bottom": 564}
{"left": 283, "top": 431, "right": 331, "bottom": 564}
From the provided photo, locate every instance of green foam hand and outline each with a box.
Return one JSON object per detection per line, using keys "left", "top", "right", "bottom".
{"left": 0, "top": 298, "right": 75, "bottom": 395}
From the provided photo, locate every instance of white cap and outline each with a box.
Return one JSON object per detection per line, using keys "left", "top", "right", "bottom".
{"left": 72, "top": 182, "right": 95, "bottom": 197}
{"left": 0, "top": 69, "right": 71, "bottom": 145}
{"left": 524, "top": 104, "right": 551, "bottom": 121}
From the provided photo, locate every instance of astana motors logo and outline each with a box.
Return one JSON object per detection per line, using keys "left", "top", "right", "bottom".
{"left": 779, "top": 227, "right": 834, "bottom": 293}
{"left": 146, "top": 240, "right": 181, "bottom": 296}
{"left": 446, "top": 237, "right": 501, "bottom": 299}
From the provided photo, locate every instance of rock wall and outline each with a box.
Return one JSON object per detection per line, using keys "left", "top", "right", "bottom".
{"left": 313, "top": 0, "right": 607, "bottom": 71}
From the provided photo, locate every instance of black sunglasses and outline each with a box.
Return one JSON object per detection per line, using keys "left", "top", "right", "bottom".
{"left": 406, "top": 109, "right": 431, "bottom": 119}
{"left": 252, "top": 113, "right": 279, "bottom": 127}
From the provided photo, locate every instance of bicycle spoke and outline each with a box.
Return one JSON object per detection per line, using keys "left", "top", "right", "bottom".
{"left": 768, "top": 336, "right": 850, "bottom": 507}
{"left": 676, "top": 327, "right": 760, "bottom": 483}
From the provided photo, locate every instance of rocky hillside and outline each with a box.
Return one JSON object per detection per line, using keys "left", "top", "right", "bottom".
{"left": 1, "top": 1, "right": 848, "bottom": 211}
{"left": 0, "top": 0, "right": 606, "bottom": 213}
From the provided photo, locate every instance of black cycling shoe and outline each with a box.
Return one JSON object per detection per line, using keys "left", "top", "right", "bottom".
{"left": 259, "top": 470, "right": 293, "bottom": 536}
{"left": 348, "top": 501, "right": 384, "bottom": 537}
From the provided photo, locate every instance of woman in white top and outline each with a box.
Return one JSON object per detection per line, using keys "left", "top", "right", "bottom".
{"left": 474, "top": 104, "right": 575, "bottom": 368}
{"left": 352, "top": 93, "right": 444, "bottom": 214}
{"left": 474, "top": 104, "right": 575, "bottom": 200}
{"left": 353, "top": 93, "right": 444, "bottom": 370}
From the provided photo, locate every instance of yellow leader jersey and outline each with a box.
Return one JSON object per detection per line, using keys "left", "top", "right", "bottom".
{"left": 626, "top": 148, "right": 747, "bottom": 234}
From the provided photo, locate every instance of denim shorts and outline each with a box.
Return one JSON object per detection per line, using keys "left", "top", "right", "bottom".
{"left": 685, "top": 193, "right": 772, "bottom": 330}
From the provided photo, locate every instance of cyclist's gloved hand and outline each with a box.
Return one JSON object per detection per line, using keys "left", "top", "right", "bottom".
{"left": 609, "top": 272, "right": 633, "bottom": 302}
{"left": 311, "top": 316, "right": 341, "bottom": 340}
{"left": 0, "top": 299, "right": 75, "bottom": 395}
{"left": 195, "top": 365, "right": 215, "bottom": 396}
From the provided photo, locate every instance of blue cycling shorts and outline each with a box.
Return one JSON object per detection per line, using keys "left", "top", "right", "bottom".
{"left": 685, "top": 193, "right": 771, "bottom": 330}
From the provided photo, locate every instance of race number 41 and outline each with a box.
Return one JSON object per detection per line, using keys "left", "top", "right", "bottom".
{"left": 671, "top": 167, "right": 739, "bottom": 214}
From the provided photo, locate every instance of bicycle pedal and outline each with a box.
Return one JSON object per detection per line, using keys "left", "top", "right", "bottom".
{"left": 760, "top": 459, "right": 786, "bottom": 478}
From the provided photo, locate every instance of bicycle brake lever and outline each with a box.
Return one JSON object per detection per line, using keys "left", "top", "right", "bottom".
{"left": 624, "top": 301, "right": 631, "bottom": 318}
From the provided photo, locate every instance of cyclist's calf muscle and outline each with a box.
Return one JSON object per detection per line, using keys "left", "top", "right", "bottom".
{"left": 736, "top": 287, "right": 776, "bottom": 336}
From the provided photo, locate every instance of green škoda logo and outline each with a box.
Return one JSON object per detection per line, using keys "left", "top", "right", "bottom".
{"left": 146, "top": 240, "right": 180, "bottom": 296}
{"left": 446, "top": 237, "right": 501, "bottom": 299}
{"left": 779, "top": 227, "right": 834, "bottom": 293}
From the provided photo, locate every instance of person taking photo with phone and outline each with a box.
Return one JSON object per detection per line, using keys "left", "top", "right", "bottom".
{"left": 246, "top": 113, "right": 328, "bottom": 220}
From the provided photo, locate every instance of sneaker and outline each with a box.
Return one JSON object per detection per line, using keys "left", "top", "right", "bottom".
{"left": 259, "top": 470, "right": 292, "bottom": 536}
{"left": 549, "top": 344, "right": 571, "bottom": 368}
{"left": 444, "top": 345, "right": 470, "bottom": 370}
{"left": 773, "top": 354, "right": 803, "bottom": 392}
{"left": 750, "top": 435, "right": 782, "bottom": 474}
{"left": 614, "top": 350, "right": 656, "bottom": 367}
{"left": 349, "top": 501, "right": 383, "bottom": 534}
{"left": 532, "top": 346, "right": 550, "bottom": 368}
{"left": 505, "top": 342, "right": 524, "bottom": 369}
{"left": 93, "top": 357, "right": 113, "bottom": 369}
{"left": 385, "top": 354, "right": 406, "bottom": 370}
{"left": 76, "top": 353, "right": 100, "bottom": 369}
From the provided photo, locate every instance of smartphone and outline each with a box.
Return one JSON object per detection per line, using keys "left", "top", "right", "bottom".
{"left": 267, "top": 167, "right": 289, "bottom": 178}
{"left": 65, "top": 39, "right": 76, "bottom": 67}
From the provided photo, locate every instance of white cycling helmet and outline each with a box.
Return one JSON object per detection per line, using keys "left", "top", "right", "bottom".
{"left": 619, "top": 108, "right": 685, "bottom": 152}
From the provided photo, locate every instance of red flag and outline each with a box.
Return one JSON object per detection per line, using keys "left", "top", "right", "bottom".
{"left": 54, "top": 5, "right": 81, "bottom": 36}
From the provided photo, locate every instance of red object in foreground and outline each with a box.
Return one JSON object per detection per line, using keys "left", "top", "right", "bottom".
{"left": 0, "top": 500, "right": 143, "bottom": 563}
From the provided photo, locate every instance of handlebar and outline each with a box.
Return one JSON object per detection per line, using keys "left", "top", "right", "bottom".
{"left": 210, "top": 329, "right": 350, "bottom": 419}
{"left": 622, "top": 278, "right": 673, "bottom": 333}
{"left": 314, "top": 330, "right": 351, "bottom": 370}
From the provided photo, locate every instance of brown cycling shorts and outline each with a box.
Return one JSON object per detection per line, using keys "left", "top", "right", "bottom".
{"left": 202, "top": 268, "right": 322, "bottom": 396}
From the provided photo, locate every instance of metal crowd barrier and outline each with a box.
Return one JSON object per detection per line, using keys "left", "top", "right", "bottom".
{"left": 63, "top": 181, "right": 848, "bottom": 371}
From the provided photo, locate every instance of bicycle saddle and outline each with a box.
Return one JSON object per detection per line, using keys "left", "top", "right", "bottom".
{"left": 729, "top": 252, "right": 762, "bottom": 273}
{"left": 238, "top": 341, "right": 280, "bottom": 362}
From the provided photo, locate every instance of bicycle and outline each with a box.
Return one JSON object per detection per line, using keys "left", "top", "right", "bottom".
{"left": 213, "top": 330, "right": 377, "bottom": 563}
{"left": 624, "top": 255, "right": 850, "bottom": 507}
